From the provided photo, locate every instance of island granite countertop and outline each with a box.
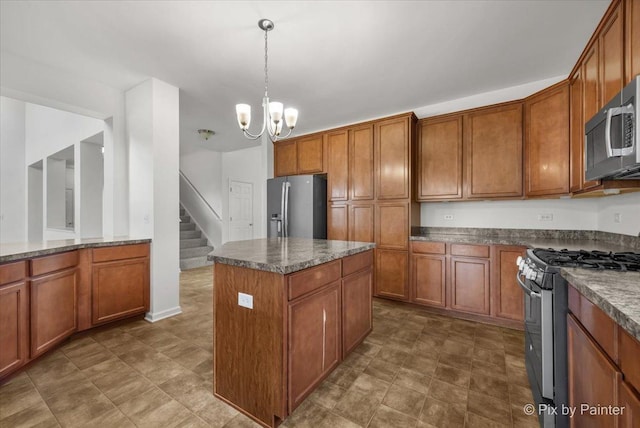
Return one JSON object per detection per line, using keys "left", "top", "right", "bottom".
{"left": 561, "top": 268, "right": 640, "bottom": 342}
{"left": 208, "top": 238, "right": 376, "bottom": 274}
{"left": 0, "top": 237, "right": 152, "bottom": 263}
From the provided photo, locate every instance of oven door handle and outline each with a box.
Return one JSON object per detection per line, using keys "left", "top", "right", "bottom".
{"left": 516, "top": 273, "right": 542, "bottom": 298}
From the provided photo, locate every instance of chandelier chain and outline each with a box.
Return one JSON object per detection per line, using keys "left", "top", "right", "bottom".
{"left": 264, "top": 28, "right": 269, "bottom": 97}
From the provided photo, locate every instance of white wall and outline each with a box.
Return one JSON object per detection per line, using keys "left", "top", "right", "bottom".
{"left": 80, "top": 142, "right": 104, "bottom": 238}
{"left": 597, "top": 192, "right": 640, "bottom": 236}
{"left": 0, "top": 96, "right": 26, "bottom": 243}
{"left": 220, "top": 146, "right": 266, "bottom": 243}
{"left": 46, "top": 158, "right": 66, "bottom": 230}
{"left": 179, "top": 146, "right": 223, "bottom": 216}
{"left": 27, "top": 164, "right": 43, "bottom": 242}
{"left": 127, "top": 78, "right": 181, "bottom": 322}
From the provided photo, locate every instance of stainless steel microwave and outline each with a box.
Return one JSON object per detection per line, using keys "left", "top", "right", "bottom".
{"left": 585, "top": 75, "right": 639, "bottom": 180}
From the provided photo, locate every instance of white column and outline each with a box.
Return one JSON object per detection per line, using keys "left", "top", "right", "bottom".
{"left": 126, "top": 78, "right": 181, "bottom": 322}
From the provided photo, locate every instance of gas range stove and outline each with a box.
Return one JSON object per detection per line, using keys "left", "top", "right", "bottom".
{"left": 532, "top": 249, "right": 640, "bottom": 272}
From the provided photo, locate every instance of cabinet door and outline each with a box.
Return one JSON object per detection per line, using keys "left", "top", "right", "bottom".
{"left": 92, "top": 258, "right": 149, "bottom": 325}
{"left": 30, "top": 269, "right": 77, "bottom": 358}
{"left": 417, "top": 115, "right": 463, "bottom": 200}
{"left": 0, "top": 281, "right": 29, "bottom": 378}
{"left": 583, "top": 43, "right": 602, "bottom": 190}
{"left": 491, "top": 246, "right": 525, "bottom": 321}
{"left": 375, "top": 249, "right": 408, "bottom": 301}
{"left": 375, "top": 116, "right": 410, "bottom": 200}
{"left": 297, "top": 135, "right": 324, "bottom": 174}
{"left": 411, "top": 254, "right": 446, "bottom": 308}
{"left": 342, "top": 268, "right": 372, "bottom": 357}
{"left": 570, "top": 70, "right": 585, "bottom": 193}
{"left": 599, "top": 1, "right": 625, "bottom": 106}
{"left": 618, "top": 379, "right": 640, "bottom": 428}
{"left": 525, "top": 82, "right": 570, "bottom": 196}
{"left": 349, "top": 203, "right": 374, "bottom": 243}
{"left": 328, "top": 204, "right": 348, "bottom": 241}
{"left": 450, "top": 256, "right": 490, "bottom": 315}
{"left": 288, "top": 282, "right": 340, "bottom": 412}
{"left": 274, "top": 140, "right": 297, "bottom": 177}
{"left": 567, "top": 314, "right": 618, "bottom": 428}
{"left": 627, "top": 0, "right": 640, "bottom": 84}
{"left": 326, "top": 130, "right": 349, "bottom": 201}
{"left": 464, "top": 103, "right": 523, "bottom": 198}
{"left": 350, "top": 124, "right": 375, "bottom": 201}
{"left": 375, "top": 202, "right": 408, "bottom": 250}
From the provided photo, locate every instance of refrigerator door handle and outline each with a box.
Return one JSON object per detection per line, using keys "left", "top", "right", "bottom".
{"left": 280, "top": 182, "right": 286, "bottom": 237}
{"left": 284, "top": 182, "right": 291, "bottom": 237}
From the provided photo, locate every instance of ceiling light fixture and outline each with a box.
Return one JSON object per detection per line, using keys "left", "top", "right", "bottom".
{"left": 198, "top": 129, "right": 215, "bottom": 140}
{"left": 235, "top": 19, "right": 298, "bottom": 142}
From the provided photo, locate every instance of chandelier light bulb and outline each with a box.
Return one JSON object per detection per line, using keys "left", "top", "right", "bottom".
{"left": 235, "top": 104, "right": 251, "bottom": 130}
{"left": 284, "top": 108, "right": 298, "bottom": 129}
{"left": 269, "top": 102, "right": 284, "bottom": 123}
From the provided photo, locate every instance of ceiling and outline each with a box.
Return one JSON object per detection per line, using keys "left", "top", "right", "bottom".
{"left": 0, "top": 1, "right": 609, "bottom": 152}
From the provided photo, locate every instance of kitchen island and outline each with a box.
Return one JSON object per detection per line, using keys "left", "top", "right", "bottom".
{"left": 208, "top": 238, "right": 375, "bottom": 428}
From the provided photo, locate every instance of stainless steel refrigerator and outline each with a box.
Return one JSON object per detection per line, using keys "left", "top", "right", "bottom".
{"left": 267, "top": 175, "right": 327, "bottom": 239}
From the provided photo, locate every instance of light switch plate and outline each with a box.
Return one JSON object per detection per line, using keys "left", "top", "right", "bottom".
{"left": 238, "top": 292, "right": 253, "bottom": 309}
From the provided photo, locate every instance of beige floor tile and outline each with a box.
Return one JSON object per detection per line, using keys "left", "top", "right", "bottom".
{"left": 393, "top": 368, "right": 432, "bottom": 394}
{"left": 363, "top": 357, "right": 400, "bottom": 382}
{"left": 382, "top": 383, "right": 426, "bottom": 419}
{"left": 348, "top": 372, "right": 390, "bottom": 402}
{"left": 317, "top": 412, "right": 362, "bottom": 428}
{"left": 418, "top": 396, "right": 465, "bottom": 428}
{"left": 466, "top": 411, "right": 511, "bottom": 427}
{"left": 469, "top": 371, "right": 511, "bottom": 402}
{"left": 222, "top": 412, "right": 262, "bottom": 428}
{"left": 192, "top": 395, "right": 238, "bottom": 427}
{"left": 332, "top": 389, "right": 379, "bottom": 426}
{"left": 467, "top": 390, "right": 512, "bottom": 424}
{"left": 0, "top": 373, "right": 42, "bottom": 420}
{"left": 426, "top": 379, "right": 468, "bottom": 404}
{"left": 307, "top": 380, "right": 347, "bottom": 410}
{"left": 44, "top": 382, "right": 117, "bottom": 426}
{"left": 369, "top": 404, "right": 418, "bottom": 428}
{"left": 0, "top": 399, "right": 60, "bottom": 428}
{"left": 284, "top": 399, "right": 329, "bottom": 428}
{"left": 433, "top": 363, "right": 471, "bottom": 388}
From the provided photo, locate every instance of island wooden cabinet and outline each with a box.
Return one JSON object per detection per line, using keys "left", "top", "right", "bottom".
{"left": 417, "top": 114, "right": 463, "bottom": 200}
{"left": 91, "top": 243, "right": 150, "bottom": 325}
{"left": 326, "top": 129, "right": 349, "bottom": 201}
{"left": 465, "top": 102, "right": 523, "bottom": 199}
{"left": 525, "top": 81, "right": 570, "bottom": 197}
{"left": 0, "top": 261, "right": 29, "bottom": 378}
{"left": 274, "top": 134, "right": 324, "bottom": 177}
{"left": 342, "top": 251, "right": 373, "bottom": 356}
{"left": 288, "top": 281, "right": 341, "bottom": 411}
{"left": 30, "top": 251, "right": 78, "bottom": 358}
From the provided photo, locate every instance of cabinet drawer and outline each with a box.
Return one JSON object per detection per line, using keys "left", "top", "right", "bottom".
{"left": 450, "top": 244, "right": 489, "bottom": 258}
{"left": 0, "top": 261, "right": 28, "bottom": 285}
{"left": 619, "top": 327, "right": 640, "bottom": 393}
{"left": 93, "top": 243, "right": 149, "bottom": 263}
{"left": 31, "top": 251, "right": 78, "bottom": 277}
{"left": 411, "top": 241, "right": 445, "bottom": 255}
{"left": 343, "top": 250, "right": 373, "bottom": 277}
{"left": 288, "top": 260, "right": 341, "bottom": 301}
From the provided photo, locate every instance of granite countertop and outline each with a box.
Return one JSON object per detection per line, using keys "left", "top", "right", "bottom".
{"left": 561, "top": 268, "right": 640, "bottom": 341}
{"left": 208, "top": 238, "right": 376, "bottom": 274}
{"left": 0, "top": 237, "right": 152, "bottom": 263}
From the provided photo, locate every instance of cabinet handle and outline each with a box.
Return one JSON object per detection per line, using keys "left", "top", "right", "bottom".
{"left": 322, "top": 308, "right": 327, "bottom": 371}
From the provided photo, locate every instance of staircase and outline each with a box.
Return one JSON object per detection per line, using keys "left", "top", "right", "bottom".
{"left": 179, "top": 205, "right": 214, "bottom": 270}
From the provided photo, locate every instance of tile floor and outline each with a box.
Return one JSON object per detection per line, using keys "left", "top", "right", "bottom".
{"left": 0, "top": 266, "right": 540, "bottom": 428}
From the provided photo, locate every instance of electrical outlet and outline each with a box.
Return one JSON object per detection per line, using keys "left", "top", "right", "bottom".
{"left": 537, "top": 213, "right": 553, "bottom": 221}
{"left": 238, "top": 292, "right": 253, "bottom": 309}
{"left": 614, "top": 213, "right": 622, "bottom": 223}
{"left": 444, "top": 214, "right": 454, "bottom": 221}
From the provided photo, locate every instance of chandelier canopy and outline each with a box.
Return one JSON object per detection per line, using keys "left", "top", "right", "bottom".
{"left": 235, "top": 19, "right": 299, "bottom": 142}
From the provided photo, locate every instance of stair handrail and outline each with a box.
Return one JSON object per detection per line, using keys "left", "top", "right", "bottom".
{"left": 179, "top": 170, "right": 222, "bottom": 221}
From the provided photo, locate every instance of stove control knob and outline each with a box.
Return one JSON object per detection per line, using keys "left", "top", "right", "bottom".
{"left": 528, "top": 270, "right": 537, "bottom": 280}
{"left": 523, "top": 266, "right": 530, "bottom": 276}
{"left": 516, "top": 256, "right": 523, "bottom": 267}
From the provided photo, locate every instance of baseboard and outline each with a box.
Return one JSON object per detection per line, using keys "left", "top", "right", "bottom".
{"left": 144, "top": 306, "right": 182, "bottom": 322}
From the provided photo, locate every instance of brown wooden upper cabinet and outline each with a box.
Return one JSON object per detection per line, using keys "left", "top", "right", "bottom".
{"left": 274, "top": 134, "right": 324, "bottom": 177}
{"left": 599, "top": 0, "right": 625, "bottom": 106}
{"left": 525, "top": 81, "right": 570, "bottom": 197}
{"left": 465, "top": 102, "right": 523, "bottom": 199}
{"left": 349, "top": 124, "right": 375, "bottom": 201}
{"left": 326, "top": 130, "right": 349, "bottom": 201}
{"left": 627, "top": 0, "right": 640, "bottom": 83}
{"left": 375, "top": 115, "right": 412, "bottom": 200}
{"left": 417, "top": 114, "right": 463, "bottom": 200}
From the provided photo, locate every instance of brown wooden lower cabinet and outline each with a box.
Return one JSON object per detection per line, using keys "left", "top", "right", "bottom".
{"left": 491, "top": 246, "right": 526, "bottom": 321}
{"left": 30, "top": 267, "right": 77, "bottom": 358}
{"left": 328, "top": 204, "right": 348, "bottom": 241}
{"left": 342, "top": 266, "right": 373, "bottom": 356}
{"left": 618, "top": 379, "right": 640, "bottom": 428}
{"left": 450, "top": 256, "right": 490, "bottom": 315}
{"left": 411, "top": 253, "right": 446, "bottom": 308}
{"left": 375, "top": 249, "right": 409, "bottom": 301}
{"left": 0, "top": 276, "right": 29, "bottom": 378}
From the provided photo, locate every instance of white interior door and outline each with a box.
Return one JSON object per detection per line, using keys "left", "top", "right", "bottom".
{"left": 228, "top": 180, "right": 253, "bottom": 241}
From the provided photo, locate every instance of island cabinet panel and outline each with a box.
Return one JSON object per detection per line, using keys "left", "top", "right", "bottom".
{"left": 328, "top": 204, "right": 348, "bottom": 241}
{"left": 618, "top": 379, "right": 640, "bottom": 428}
{"left": 214, "top": 264, "right": 286, "bottom": 426}
{"left": 0, "top": 262, "right": 29, "bottom": 378}
{"left": 375, "top": 249, "right": 409, "bottom": 301}
{"left": 326, "top": 130, "right": 349, "bottom": 201}
{"left": 349, "top": 124, "right": 375, "bottom": 201}
{"left": 91, "top": 244, "right": 150, "bottom": 325}
{"left": 449, "top": 256, "right": 490, "bottom": 315}
{"left": 297, "top": 135, "right": 324, "bottom": 174}
{"left": 417, "top": 115, "right": 463, "bottom": 200}
{"left": 30, "top": 267, "right": 77, "bottom": 358}
{"left": 525, "top": 82, "right": 570, "bottom": 196}
{"left": 274, "top": 140, "right": 297, "bottom": 177}
{"left": 627, "top": 0, "right": 640, "bottom": 83}
{"left": 599, "top": 0, "right": 625, "bottom": 106}
{"left": 567, "top": 314, "right": 618, "bottom": 428}
{"left": 287, "top": 260, "right": 341, "bottom": 301}
{"left": 375, "top": 116, "right": 410, "bottom": 200}
{"left": 490, "top": 246, "right": 526, "bottom": 321}
{"left": 342, "top": 262, "right": 373, "bottom": 357}
{"left": 464, "top": 103, "right": 523, "bottom": 199}
{"left": 349, "top": 203, "right": 375, "bottom": 243}
{"left": 288, "top": 281, "right": 341, "bottom": 412}
{"left": 411, "top": 254, "right": 446, "bottom": 308}
{"left": 619, "top": 327, "right": 640, "bottom": 394}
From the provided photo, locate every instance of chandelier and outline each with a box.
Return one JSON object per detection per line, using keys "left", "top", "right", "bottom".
{"left": 235, "top": 19, "right": 298, "bottom": 142}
